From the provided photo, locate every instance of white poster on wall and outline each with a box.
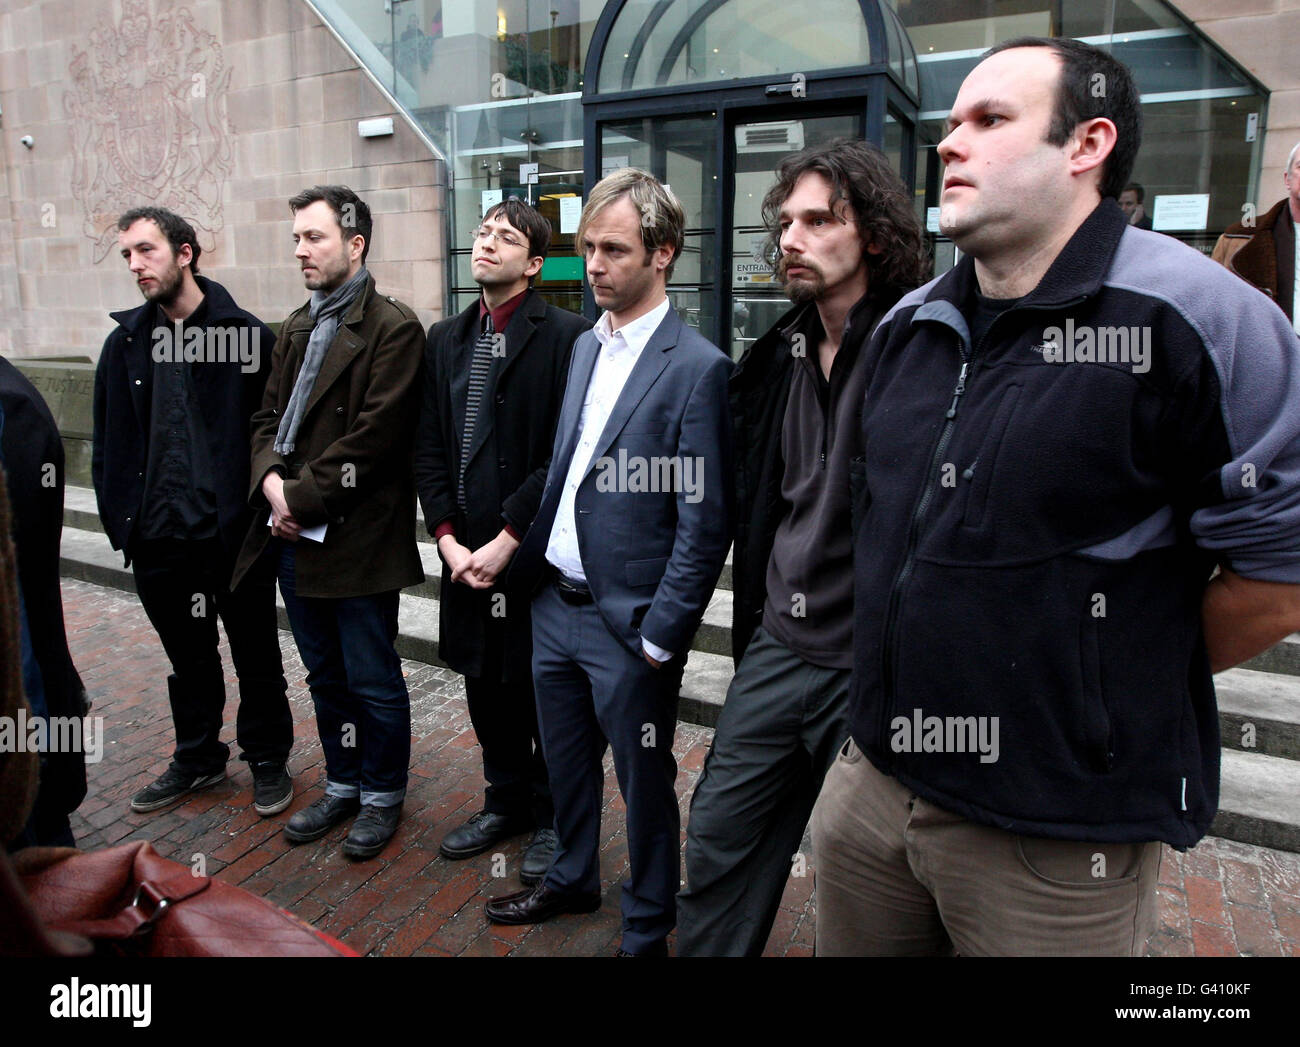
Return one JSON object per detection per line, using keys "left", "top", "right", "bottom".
{"left": 480, "top": 189, "right": 503, "bottom": 216}
{"left": 1152, "top": 194, "right": 1210, "bottom": 232}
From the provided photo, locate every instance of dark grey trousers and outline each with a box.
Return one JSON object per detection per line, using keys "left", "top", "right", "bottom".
{"left": 677, "top": 626, "right": 850, "bottom": 956}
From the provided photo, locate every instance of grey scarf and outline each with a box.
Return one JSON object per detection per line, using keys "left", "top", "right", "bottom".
{"left": 274, "top": 266, "right": 370, "bottom": 455}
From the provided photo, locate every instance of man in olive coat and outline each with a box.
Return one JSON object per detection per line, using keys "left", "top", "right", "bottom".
{"left": 234, "top": 185, "right": 425, "bottom": 861}
{"left": 415, "top": 198, "right": 590, "bottom": 883}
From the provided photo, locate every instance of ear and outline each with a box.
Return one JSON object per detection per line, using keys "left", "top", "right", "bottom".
{"left": 524, "top": 254, "right": 544, "bottom": 279}
{"left": 1069, "top": 116, "right": 1117, "bottom": 183}
{"left": 652, "top": 242, "right": 675, "bottom": 273}
{"left": 349, "top": 234, "right": 366, "bottom": 263}
{"left": 176, "top": 242, "right": 193, "bottom": 268}
{"left": 865, "top": 241, "right": 884, "bottom": 256}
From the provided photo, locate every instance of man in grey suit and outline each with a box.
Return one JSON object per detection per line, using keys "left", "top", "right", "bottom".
{"left": 485, "top": 168, "right": 733, "bottom": 956}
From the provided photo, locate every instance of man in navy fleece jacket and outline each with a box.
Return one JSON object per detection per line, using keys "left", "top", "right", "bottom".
{"left": 812, "top": 37, "right": 1300, "bottom": 956}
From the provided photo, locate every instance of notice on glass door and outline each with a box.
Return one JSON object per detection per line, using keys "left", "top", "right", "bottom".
{"left": 559, "top": 196, "right": 582, "bottom": 234}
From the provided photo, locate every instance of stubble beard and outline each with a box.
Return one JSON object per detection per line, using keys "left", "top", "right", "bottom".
{"left": 141, "top": 262, "right": 183, "bottom": 309}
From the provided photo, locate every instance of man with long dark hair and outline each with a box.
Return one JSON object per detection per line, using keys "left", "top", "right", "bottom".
{"left": 677, "top": 139, "right": 930, "bottom": 955}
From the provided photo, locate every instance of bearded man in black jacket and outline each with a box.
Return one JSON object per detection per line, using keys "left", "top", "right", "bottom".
{"left": 677, "top": 140, "right": 930, "bottom": 956}
{"left": 93, "top": 207, "right": 292, "bottom": 818}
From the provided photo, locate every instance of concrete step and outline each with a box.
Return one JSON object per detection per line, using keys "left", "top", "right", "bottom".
{"left": 1212, "top": 749, "right": 1300, "bottom": 853}
{"left": 63, "top": 485, "right": 734, "bottom": 590}
{"left": 1211, "top": 667, "right": 1300, "bottom": 760}
{"left": 58, "top": 522, "right": 737, "bottom": 718}
{"left": 1239, "top": 634, "right": 1300, "bottom": 678}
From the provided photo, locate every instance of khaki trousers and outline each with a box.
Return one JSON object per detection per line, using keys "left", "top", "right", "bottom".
{"left": 810, "top": 738, "right": 1162, "bottom": 956}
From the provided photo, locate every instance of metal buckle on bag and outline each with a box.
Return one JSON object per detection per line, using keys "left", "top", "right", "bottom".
{"left": 129, "top": 882, "right": 171, "bottom": 935}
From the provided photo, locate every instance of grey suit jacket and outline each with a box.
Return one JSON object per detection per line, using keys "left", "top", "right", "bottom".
{"left": 511, "top": 305, "right": 734, "bottom": 657}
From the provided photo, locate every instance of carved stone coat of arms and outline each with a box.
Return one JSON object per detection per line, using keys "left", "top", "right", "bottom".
{"left": 64, "top": 0, "right": 234, "bottom": 260}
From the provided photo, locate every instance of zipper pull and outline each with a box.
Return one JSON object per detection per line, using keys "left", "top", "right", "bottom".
{"left": 946, "top": 361, "right": 969, "bottom": 420}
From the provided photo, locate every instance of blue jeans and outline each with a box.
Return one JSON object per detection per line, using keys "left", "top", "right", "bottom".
{"left": 276, "top": 542, "right": 409, "bottom": 807}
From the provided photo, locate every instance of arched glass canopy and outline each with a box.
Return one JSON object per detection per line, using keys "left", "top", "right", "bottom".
{"left": 593, "top": 0, "right": 918, "bottom": 101}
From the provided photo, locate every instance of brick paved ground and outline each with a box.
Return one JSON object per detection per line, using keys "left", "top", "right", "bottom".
{"left": 59, "top": 577, "right": 1300, "bottom": 957}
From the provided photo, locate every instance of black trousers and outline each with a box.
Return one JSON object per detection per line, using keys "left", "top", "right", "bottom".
{"left": 676, "top": 626, "right": 850, "bottom": 956}
{"left": 464, "top": 670, "right": 553, "bottom": 826}
{"left": 130, "top": 537, "right": 292, "bottom": 774}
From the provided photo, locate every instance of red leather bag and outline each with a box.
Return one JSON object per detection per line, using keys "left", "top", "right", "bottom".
{"left": 3, "top": 841, "right": 356, "bottom": 957}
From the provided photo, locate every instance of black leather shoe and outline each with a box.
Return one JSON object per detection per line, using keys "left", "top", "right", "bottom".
{"left": 485, "top": 883, "right": 602, "bottom": 925}
{"left": 519, "top": 827, "right": 558, "bottom": 885}
{"left": 439, "top": 810, "right": 531, "bottom": 859}
{"left": 283, "top": 794, "right": 361, "bottom": 844}
{"left": 343, "top": 804, "right": 402, "bottom": 860}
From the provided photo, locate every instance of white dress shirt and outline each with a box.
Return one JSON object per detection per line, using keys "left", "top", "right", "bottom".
{"left": 545, "top": 296, "right": 675, "bottom": 662}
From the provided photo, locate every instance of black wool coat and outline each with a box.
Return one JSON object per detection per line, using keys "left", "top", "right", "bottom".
{"left": 91, "top": 276, "right": 274, "bottom": 571}
{"left": 414, "top": 289, "right": 590, "bottom": 681}
{"left": 0, "top": 359, "right": 87, "bottom": 818}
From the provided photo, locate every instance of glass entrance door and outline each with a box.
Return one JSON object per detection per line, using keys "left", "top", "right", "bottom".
{"left": 593, "top": 106, "right": 871, "bottom": 356}
{"left": 600, "top": 115, "right": 719, "bottom": 345}
{"left": 728, "top": 110, "right": 862, "bottom": 359}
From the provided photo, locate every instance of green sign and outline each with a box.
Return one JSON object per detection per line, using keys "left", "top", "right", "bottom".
{"left": 541, "top": 257, "right": 584, "bottom": 282}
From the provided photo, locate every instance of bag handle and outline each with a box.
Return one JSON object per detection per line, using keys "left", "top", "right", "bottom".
{"left": 49, "top": 871, "right": 211, "bottom": 942}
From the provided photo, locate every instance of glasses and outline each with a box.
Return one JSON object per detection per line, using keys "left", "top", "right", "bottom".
{"left": 473, "top": 226, "right": 526, "bottom": 249}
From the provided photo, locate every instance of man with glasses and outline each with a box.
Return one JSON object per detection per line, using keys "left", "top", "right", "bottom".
{"left": 415, "top": 199, "right": 590, "bottom": 883}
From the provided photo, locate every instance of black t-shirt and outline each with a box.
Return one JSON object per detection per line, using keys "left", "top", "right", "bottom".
{"left": 139, "top": 299, "right": 219, "bottom": 543}
{"left": 970, "top": 291, "right": 1022, "bottom": 351}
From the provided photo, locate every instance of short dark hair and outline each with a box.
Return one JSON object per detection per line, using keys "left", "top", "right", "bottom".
{"left": 483, "top": 196, "right": 552, "bottom": 259}
{"left": 288, "top": 185, "right": 373, "bottom": 263}
{"left": 1123, "top": 182, "right": 1145, "bottom": 202}
{"left": 760, "top": 138, "right": 931, "bottom": 307}
{"left": 983, "top": 36, "right": 1142, "bottom": 200}
{"left": 117, "top": 207, "right": 202, "bottom": 275}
